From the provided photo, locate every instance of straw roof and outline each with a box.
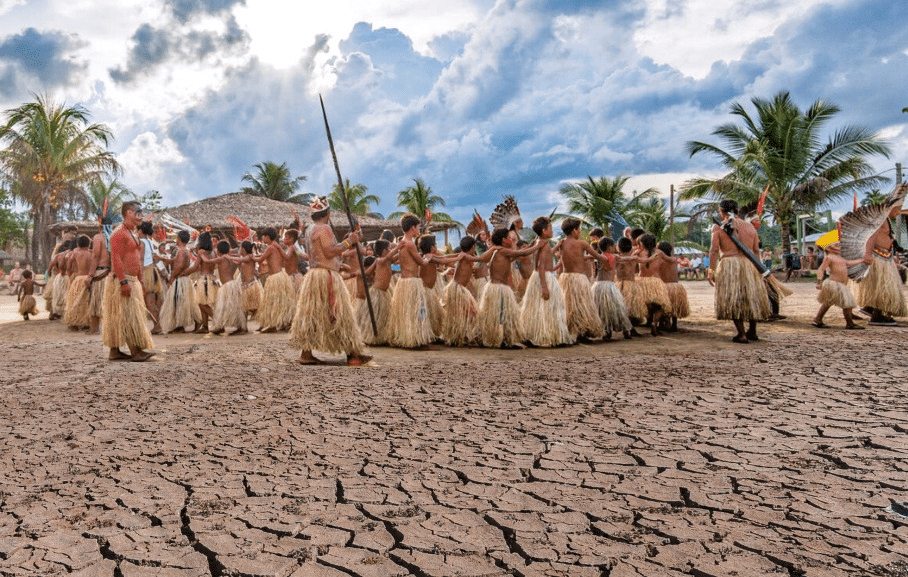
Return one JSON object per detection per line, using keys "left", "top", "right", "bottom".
{"left": 48, "top": 192, "right": 459, "bottom": 241}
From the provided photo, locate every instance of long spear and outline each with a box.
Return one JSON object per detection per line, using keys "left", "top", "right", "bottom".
{"left": 319, "top": 94, "right": 378, "bottom": 337}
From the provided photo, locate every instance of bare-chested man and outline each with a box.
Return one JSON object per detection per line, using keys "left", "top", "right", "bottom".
{"left": 559, "top": 217, "right": 615, "bottom": 342}
{"left": 854, "top": 194, "right": 908, "bottom": 325}
{"left": 708, "top": 199, "right": 771, "bottom": 343}
{"left": 289, "top": 196, "right": 371, "bottom": 366}
{"left": 63, "top": 235, "right": 94, "bottom": 330}
{"left": 255, "top": 227, "right": 296, "bottom": 333}
{"left": 158, "top": 231, "right": 201, "bottom": 333}
{"left": 103, "top": 201, "right": 155, "bottom": 361}
{"left": 520, "top": 216, "right": 572, "bottom": 347}
{"left": 479, "top": 227, "right": 540, "bottom": 348}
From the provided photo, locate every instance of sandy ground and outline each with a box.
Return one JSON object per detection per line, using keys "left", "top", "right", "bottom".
{"left": 0, "top": 279, "right": 907, "bottom": 576}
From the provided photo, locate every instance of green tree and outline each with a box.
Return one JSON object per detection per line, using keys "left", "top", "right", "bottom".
{"left": 0, "top": 94, "right": 120, "bottom": 267}
{"left": 558, "top": 175, "right": 657, "bottom": 239}
{"left": 388, "top": 178, "right": 457, "bottom": 225}
{"left": 0, "top": 187, "right": 28, "bottom": 251}
{"left": 329, "top": 180, "right": 383, "bottom": 218}
{"left": 681, "top": 90, "right": 890, "bottom": 250}
{"left": 860, "top": 189, "right": 888, "bottom": 206}
{"left": 627, "top": 196, "right": 689, "bottom": 241}
{"left": 137, "top": 190, "right": 164, "bottom": 212}
{"left": 238, "top": 161, "right": 310, "bottom": 204}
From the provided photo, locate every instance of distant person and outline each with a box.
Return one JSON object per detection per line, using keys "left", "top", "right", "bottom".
{"left": 7, "top": 261, "right": 22, "bottom": 295}
{"left": 17, "top": 270, "right": 39, "bottom": 320}
{"left": 783, "top": 248, "right": 801, "bottom": 282}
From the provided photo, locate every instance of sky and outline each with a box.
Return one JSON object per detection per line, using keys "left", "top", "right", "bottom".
{"left": 1, "top": 0, "right": 906, "bottom": 231}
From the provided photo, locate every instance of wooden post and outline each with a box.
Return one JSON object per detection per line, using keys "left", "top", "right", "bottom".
{"left": 669, "top": 184, "right": 675, "bottom": 245}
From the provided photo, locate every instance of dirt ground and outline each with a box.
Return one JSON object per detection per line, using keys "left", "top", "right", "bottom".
{"left": 0, "top": 279, "right": 906, "bottom": 577}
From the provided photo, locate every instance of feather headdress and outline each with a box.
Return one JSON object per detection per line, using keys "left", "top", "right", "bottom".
{"left": 226, "top": 215, "right": 252, "bottom": 242}
{"left": 466, "top": 210, "right": 488, "bottom": 237}
{"left": 839, "top": 183, "right": 907, "bottom": 281}
{"left": 489, "top": 195, "right": 522, "bottom": 231}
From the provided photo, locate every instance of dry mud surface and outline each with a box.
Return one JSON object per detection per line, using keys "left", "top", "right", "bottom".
{"left": 0, "top": 281, "right": 907, "bottom": 576}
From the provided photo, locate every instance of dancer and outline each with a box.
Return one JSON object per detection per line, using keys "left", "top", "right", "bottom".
{"left": 193, "top": 231, "right": 219, "bottom": 333}
{"left": 158, "top": 230, "right": 202, "bottom": 333}
{"left": 853, "top": 200, "right": 907, "bottom": 325}
{"left": 353, "top": 240, "right": 396, "bottom": 345}
{"left": 813, "top": 242, "right": 866, "bottom": 329}
{"left": 479, "top": 228, "right": 540, "bottom": 348}
{"left": 636, "top": 233, "right": 672, "bottom": 336}
{"left": 255, "top": 227, "right": 296, "bottom": 332}
{"left": 63, "top": 235, "right": 93, "bottom": 330}
{"left": 521, "top": 216, "right": 573, "bottom": 347}
{"left": 442, "top": 236, "right": 496, "bottom": 346}
{"left": 210, "top": 240, "right": 247, "bottom": 335}
{"left": 230, "top": 241, "right": 263, "bottom": 320}
{"left": 614, "top": 237, "right": 646, "bottom": 325}
{"left": 418, "top": 234, "right": 459, "bottom": 339}
{"left": 102, "top": 201, "right": 155, "bottom": 361}
{"left": 289, "top": 196, "right": 371, "bottom": 366}
{"left": 558, "top": 217, "right": 615, "bottom": 342}
{"left": 137, "top": 221, "right": 164, "bottom": 334}
{"left": 708, "top": 199, "right": 771, "bottom": 343}
{"left": 592, "top": 237, "right": 635, "bottom": 340}
{"left": 657, "top": 241, "right": 689, "bottom": 333}
{"left": 388, "top": 214, "right": 438, "bottom": 348}
{"left": 17, "top": 270, "right": 39, "bottom": 320}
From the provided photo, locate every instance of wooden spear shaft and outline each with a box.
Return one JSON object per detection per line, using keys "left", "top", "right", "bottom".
{"left": 318, "top": 94, "right": 378, "bottom": 337}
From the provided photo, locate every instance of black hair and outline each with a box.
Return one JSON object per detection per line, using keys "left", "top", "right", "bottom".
{"left": 138, "top": 221, "right": 153, "bottom": 235}
{"left": 617, "top": 237, "right": 633, "bottom": 253}
{"left": 363, "top": 255, "right": 376, "bottom": 268}
{"left": 590, "top": 228, "right": 604, "bottom": 238}
{"left": 22, "top": 269, "right": 32, "bottom": 279}
{"left": 373, "top": 239, "right": 390, "bottom": 257}
{"left": 217, "top": 240, "right": 230, "bottom": 254}
{"left": 561, "top": 217, "right": 581, "bottom": 236}
{"left": 630, "top": 228, "right": 645, "bottom": 240}
{"left": 121, "top": 201, "right": 142, "bottom": 217}
{"left": 532, "top": 216, "right": 551, "bottom": 237}
{"left": 460, "top": 236, "right": 476, "bottom": 252}
{"left": 177, "top": 230, "right": 190, "bottom": 244}
{"left": 719, "top": 199, "right": 739, "bottom": 215}
{"left": 380, "top": 229, "right": 395, "bottom": 243}
{"left": 312, "top": 208, "right": 329, "bottom": 221}
{"left": 64, "top": 225, "right": 77, "bottom": 233}
{"left": 261, "top": 227, "right": 278, "bottom": 242}
{"left": 598, "top": 237, "right": 615, "bottom": 252}
{"left": 241, "top": 241, "right": 253, "bottom": 254}
{"left": 491, "top": 227, "right": 509, "bottom": 246}
{"left": 197, "top": 231, "right": 213, "bottom": 252}
{"left": 76, "top": 234, "right": 91, "bottom": 248}
{"left": 400, "top": 213, "right": 420, "bottom": 233}
{"left": 639, "top": 233, "right": 657, "bottom": 255}
{"left": 59, "top": 240, "right": 73, "bottom": 251}
{"left": 516, "top": 239, "right": 527, "bottom": 248}
{"left": 418, "top": 234, "right": 436, "bottom": 254}
{"left": 284, "top": 229, "right": 299, "bottom": 242}
{"left": 657, "top": 241, "right": 673, "bottom": 256}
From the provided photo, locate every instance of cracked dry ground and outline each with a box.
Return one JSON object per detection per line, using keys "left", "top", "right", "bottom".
{"left": 1, "top": 329, "right": 908, "bottom": 576}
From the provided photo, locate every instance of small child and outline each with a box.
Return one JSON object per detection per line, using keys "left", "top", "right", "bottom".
{"left": 657, "top": 241, "right": 690, "bottom": 332}
{"left": 614, "top": 237, "right": 646, "bottom": 325}
{"left": 592, "top": 237, "right": 635, "bottom": 339}
{"left": 443, "top": 236, "right": 494, "bottom": 346}
{"left": 813, "top": 242, "right": 865, "bottom": 329}
{"left": 17, "top": 270, "right": 39, "bottom": 320}
{"left": 355, "top": 240, "right": 396, "bottom": 345}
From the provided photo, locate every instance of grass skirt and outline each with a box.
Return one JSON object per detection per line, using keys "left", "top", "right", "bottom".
{"left": 211, "top": 279, "right": 247, "bottom": 332}
{"left": 388, "top": 277, "right": 434, "bottom": 348}
{"left": 664, "top": 282, "right": 690, "bottom": 318}
{"left": 89, "top": 275, "right": 105, "bottom": 319}
{"left": 442, "top": 281, "right": 479, "bottom": 346}
{"left": 290, "top": 267, "right": 364, "bottom": 356}
{"left": 52, "top": 274, "right": 68, "bottom": 316}
{"left": 714, "top": 256, "right": 771, "bottom": 321}
{"left": 559, "top": 272, "right": 604, "bottom": 338}
{"left": 194, "top": 273, "right": 219, "bottom": 307}
{"left": 242, "top": 279, "right": 263, "bottom": 315}
{"left": 852, "top": 257, "right": 907, "bottom": 317}
{"left": 102, "top": 275, "right": 154, "bottom": 351}
{"left": 356, "top": 285, "right": 392, "bottom": 345}
{"left": 18, "top": 295, "right": 38, "bottom": 316}
{"left": 258, "top": 270, "right": 296, "bottom": 330}
{"left": 520, "top": 271, "right": 573, "bottom": 347}
{"left": 160, "top": 276, "right": 202, "bottom": 332}
{"left": 478, "top": 281, "right": 523, "bottom": 348}
{"left": 142, "top": 265, "right": 163, "bottom": 296}
{"left": 470, "top": 276, "right": 489, "bottom": 301}
{"left": 638, "top": 276, "right": 671, "bottom": 312}
{"left": 425, "top": 280, "right": 444, "bottom": 336}
{"left": 591, "top": 280, "right": 632, "bottom": 333}
{"left": 616, "top": 279, "right": 646, "bottom": 322}
{"left": 43, "top": 279, "right": 54, "bottom": 312}
{"left": 63, "top": 274, "right": 91, "bottom": 327}
{"left": 818, "top": 279, "right": 856, "bottom": 310}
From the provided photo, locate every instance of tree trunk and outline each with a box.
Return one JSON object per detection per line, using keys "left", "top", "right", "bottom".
{"left": 33, "top": 203, "right": 56, "bottom": 271}
{"left": 780, "top": 221, "right": 792, "bottom": 255}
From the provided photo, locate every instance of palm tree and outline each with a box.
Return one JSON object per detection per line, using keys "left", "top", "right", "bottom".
{"left": 238, "top": 161, "right": 310, "bottom": 204}
{"left": 329, "top": 180, "right": 383, "bottom": 218}
{"left": 388, "top": 178, "right": 457, "bottom": 225}
{"left": 82, "top": 177, "right": 136, "bottom": 219}
{"left": 558, "top": 175, "right": 658, "bottom": 239}
{"left": 681, "top": 90, "right": 891, "bottom": 249}
{"left": 0, "top": 94, "right": 120, "bottom": 267}
{"left": 861, "top": 189, "right": 889, "bottom": 207}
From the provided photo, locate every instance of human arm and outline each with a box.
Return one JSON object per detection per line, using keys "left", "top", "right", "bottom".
{"left": 707, "top": 225, "right": 721, "bottom": 286}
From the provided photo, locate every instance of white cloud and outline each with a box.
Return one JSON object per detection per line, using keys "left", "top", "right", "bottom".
{"left": 0, "top": 0, "right": 26, "bottom": 16}
{"left": 118, "top": 132, "right": 186, "bottom": 196}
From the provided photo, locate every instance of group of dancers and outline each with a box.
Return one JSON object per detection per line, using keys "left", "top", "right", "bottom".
{"left": 16, "top": 185, "right": 908, "bottom": 364}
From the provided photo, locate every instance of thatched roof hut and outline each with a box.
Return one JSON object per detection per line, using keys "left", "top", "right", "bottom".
{"left": 48, "top": 192, "right": 459, "bottom": 242}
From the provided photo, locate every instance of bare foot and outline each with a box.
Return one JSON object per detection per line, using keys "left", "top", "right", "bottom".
{"left": 108, "top": 350, "right": 132, "bottom": 361}
{"left": 130, "top": 351, "right": 156, "bottom": 362}
{"left": 346, "top": 354, "right": 373, "bottom": 366}
{"left": 298, "top": 353, "right": 323, "bottom": 365}
{"left": 229, "top": 329, "right": 248, "bottom": 336}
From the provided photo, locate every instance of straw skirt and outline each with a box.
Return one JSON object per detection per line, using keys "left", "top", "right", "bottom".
{"left": 211, "top": 279, "right": 247, "bottom": 332}
{"left": 852, "top": 257, "right": 907, "bottom": 317}
{"left": 242, "top": 279, "right": 264, "bottom": 315}
{"left": 559, "top": 272, "right": 603, "bottom": 338}
{"left": 616, "top": 279, "right": 646, "bottom": 322}
{"left": 89, "top": 272, "right": 106, "bottom": 319}
{"left": 102, "top": 275, "right": 154, "bottom": 351}
{"left": 142, "top": 265, "right": 164, "bottom": 296}
{"left": 194, "top": 273, "right": 219, "bottom": 307}
{"left": 52, "top": 274, "right": 68, "bottom": 316}
{"left": 591, "top": 280, "right": 632, "bottom": 333}
{"left": 478, "top": 281, "right": 523, "bottom": 348}
{"left": 388, "top": 277, "right": 434, "bottom": 348}
{"left": 664, "top": 282, "right": 690, "bottom": 318}
{"left": 638, "top": 276, "right": 671, "bottom": 312}
{"left": 520, "top": 271, "right": 573, "bottom": 347}
{"left": 425, "top": 280, "right": 445, "bottom": 337}
{"left": 160, "top": 276, "right": 201, "bottom": 332}
{"left": 714, "top": 256, "right": 771, "bottom": 321}
{"left": 18, "top": 294, "right": 38, "bottom": 316}
{"left": 257, "top": 270, "right": 296, "bottom": 330}
{"left": 442, "top": 281, "right": 479, "bottom": 346}
{"left": 289, "top": 267, "right": 364, "bottom": 356}
{"left": 355, "top": 285, "right": 392, "bottom": 345}
{"left": 818, "top": 279, "right": 857, "bottom": 310}
{"left": 63, "top": 274, "right": 91, "bottom": 327}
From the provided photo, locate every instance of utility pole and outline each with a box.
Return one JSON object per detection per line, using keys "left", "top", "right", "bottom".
{"left": 897, "top": 162, "right": 902, "bottom": 184}
{"left": 669, "top": 184, "right": 674, "bottom": 245}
